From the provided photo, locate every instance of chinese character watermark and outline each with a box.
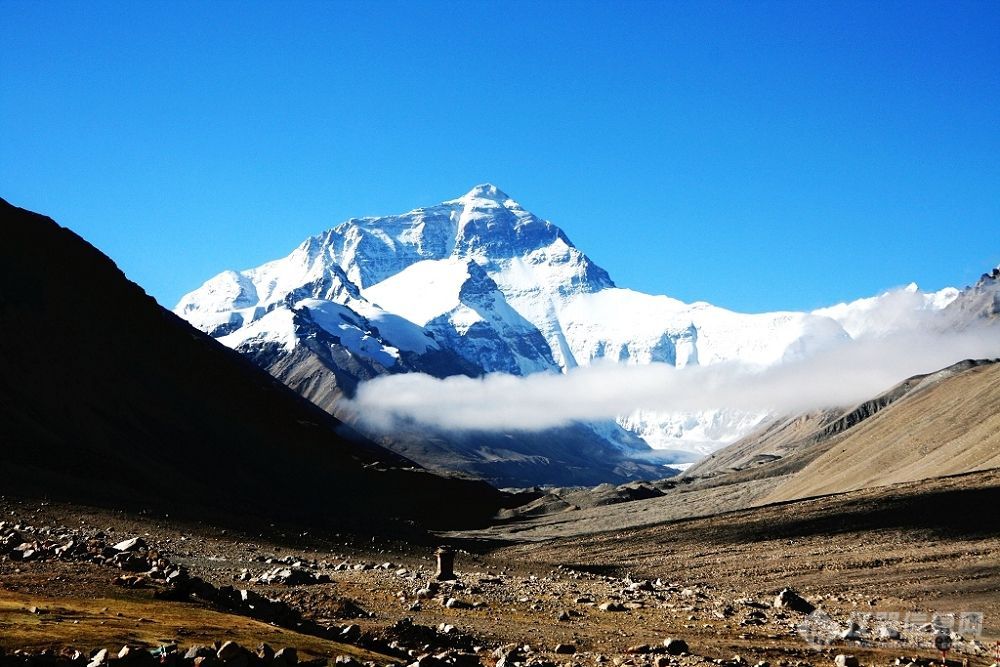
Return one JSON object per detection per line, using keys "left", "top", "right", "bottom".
{"left": 797, "top": 609, "right": 986, "bottom": 651}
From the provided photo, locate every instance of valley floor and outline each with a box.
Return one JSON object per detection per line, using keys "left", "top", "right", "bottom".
{"left": 1, "top": 470, "right": 998, "bottom": 667}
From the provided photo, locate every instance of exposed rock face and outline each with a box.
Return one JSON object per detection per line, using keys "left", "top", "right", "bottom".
{"left": 941, "top": 265, "right": 1000, "bottom": 326}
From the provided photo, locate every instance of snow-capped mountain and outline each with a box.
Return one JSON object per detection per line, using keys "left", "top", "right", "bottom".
{"left": 362, "top": 258, "right": 556, "bottom": 375}
{"left": 812, "top": 282, "right": 959, "bottom": 338}
{"left": 939, "top": 265, "right": 1000, "bottom": 326}
{"left": 175, "top": 184, "right": 971, "bottom": 471}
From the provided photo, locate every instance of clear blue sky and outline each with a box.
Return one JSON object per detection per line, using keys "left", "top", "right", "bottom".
{"left": 2, "top": 0, "right": 998, "bottom": 312}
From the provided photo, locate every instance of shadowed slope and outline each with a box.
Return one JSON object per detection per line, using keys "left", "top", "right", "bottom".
{"left": 0, "top": 198, "right": 504, "bottom": 530}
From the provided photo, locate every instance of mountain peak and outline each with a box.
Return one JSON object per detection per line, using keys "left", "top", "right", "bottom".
{"left": 457, "top": 183, "right": 511, "bottom": 203}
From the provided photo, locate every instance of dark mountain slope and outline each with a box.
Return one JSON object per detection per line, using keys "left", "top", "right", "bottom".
{"left": 0, "top": 198, "right": 504, "bottom": 530}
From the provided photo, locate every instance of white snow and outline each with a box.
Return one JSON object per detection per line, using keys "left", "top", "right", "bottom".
{"left": 296, "top": 299, "right": 400, "bottom": 366}
{"left": 362, "top": 259, "right": 471, "bottom": 327}
{"left": 356, "top": 308, "right": 440, "bottom": 354}
{"left": 364, "top": 257, "right": 556, "bottom": 375}
{"left": 218, "top": 307, "right": 299, "bottom": 353}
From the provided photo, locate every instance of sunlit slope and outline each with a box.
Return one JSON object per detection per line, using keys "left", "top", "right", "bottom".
{"left": 766, "top": 360, "right": 1000, "bottom": 501}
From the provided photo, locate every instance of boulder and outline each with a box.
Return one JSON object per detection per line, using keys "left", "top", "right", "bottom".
{"left": 340, "top": 625, "right": 362, "bottom": 643}
{"left": 840, "top": 622, "right": 862, "bottom": 640}
{"left": 274, "top": 648, "right": 298, "bottom": 665}
{"left": 259, "top": 567, "right": 318, "bottom": 585}
{"left": 88, "top": 648, "right": 109, "bottom": 667}
{"left": 663, "top": 639, "right": 688, "bottom": 655}
{"left": 117, "top": 646, "right": 154, "bottom": 665}
{"left": 112, "top": 537, "right": 146, "bottom": 552}
{"left": 257, "top": 644, "right": 275, "bottom": 661}
{"left": 184, "top": 647, "right": 215, "bottom": 660}
{"left": 217, "top": 641, "right": 244, "bottom": 662}
{"left": 834, "top": 656, "right": 859, "bottom": 667}
{"left": 773, "top": 588, "right": 815, "bottom": 614}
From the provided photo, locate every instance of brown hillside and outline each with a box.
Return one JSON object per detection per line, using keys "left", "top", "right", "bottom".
{"left": 766, "top": 360, "right": 1000, "bottom": 501}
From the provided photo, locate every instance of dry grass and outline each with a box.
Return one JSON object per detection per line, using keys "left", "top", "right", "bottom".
{"left": 0, "top": 589, "right": 390, "bottom": 660}
{"left": 768, "top": 363, "right": 1000, "bottom": 501}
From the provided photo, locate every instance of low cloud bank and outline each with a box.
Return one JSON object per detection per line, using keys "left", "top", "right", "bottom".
{"left": 348, "top": 327, "right": 1000, "bottom": 432}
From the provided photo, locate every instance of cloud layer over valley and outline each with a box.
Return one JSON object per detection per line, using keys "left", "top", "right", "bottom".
{"left": 349, "top": 325, "right": 1000, "bottom": 433}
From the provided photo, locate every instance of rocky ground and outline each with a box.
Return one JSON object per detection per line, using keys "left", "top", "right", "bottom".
{"left": 1, "top": 471, "right": 998, "bottom": 667}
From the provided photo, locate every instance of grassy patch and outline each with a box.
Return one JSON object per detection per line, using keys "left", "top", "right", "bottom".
{"left": 0, "top": 589, "right": 390, "bottom": 661}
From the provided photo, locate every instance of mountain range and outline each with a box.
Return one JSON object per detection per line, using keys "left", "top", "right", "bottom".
{"left": 174, "top": 185, "right": 999, "bottom": 486}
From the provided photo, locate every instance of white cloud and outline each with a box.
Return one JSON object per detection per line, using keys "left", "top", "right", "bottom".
{"left": 347, "top": 325, "right": 1000, "bottom": 432}
{"left": 812, "top": 284, "right": 960, "bottom": 338}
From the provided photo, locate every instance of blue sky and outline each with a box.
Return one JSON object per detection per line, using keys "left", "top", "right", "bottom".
{"left": 2, "top": 0, "right": 997, "bottom": 312}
